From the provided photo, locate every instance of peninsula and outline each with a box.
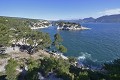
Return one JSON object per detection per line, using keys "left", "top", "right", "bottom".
{"left": 0, "top": 16, "right": 120, "bottom": 80}
{"left": 30, "top": 20, "right": 51, "bottom": 29}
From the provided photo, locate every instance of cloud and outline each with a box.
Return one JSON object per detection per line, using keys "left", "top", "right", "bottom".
{"left": 99, "top": 8, "right": 120, "bottom": 15}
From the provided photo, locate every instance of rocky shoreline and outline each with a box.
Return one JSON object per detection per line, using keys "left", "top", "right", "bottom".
{"left": 55, "top": 21, "right": 91, "bottom": 30}
{"left": 29, "top": 20, "right": 51, "bottom": 29}
{"left": 57, "top": 26, "right": 91, "bottom": 30}
{"left": 30, "top": 26, "right": 50, "bottom": 29}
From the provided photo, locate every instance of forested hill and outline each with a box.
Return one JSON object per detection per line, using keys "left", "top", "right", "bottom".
{"left": 0, "top": 16, "right": 52, "bottom": 47}
{"left": 0, "top": 16, "right": 51, "bottom": 28}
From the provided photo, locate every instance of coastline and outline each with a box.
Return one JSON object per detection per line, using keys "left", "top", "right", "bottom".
{"left": 57, "top": 26, "right": 91, "bottom": 30}
{"left": 30, "top": 26, "right": 50, "bottom": 29}
{"left": 80, "top": 26, "right": 91, "bottom": 30}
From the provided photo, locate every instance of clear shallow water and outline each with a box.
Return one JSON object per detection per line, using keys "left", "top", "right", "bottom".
{"left": 39, "top": 23, "right": 120, "bottom": 64}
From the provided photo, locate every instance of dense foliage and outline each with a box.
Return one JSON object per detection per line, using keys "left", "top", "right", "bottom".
{"left": 25, "top": 58, "right": 40, "bottom": 80}
{"left": 0, "top": 16, "right": 52, "bottom": 52}
{"left": 1, "top": 16, "right": 120, "bottom": 80}
{"left": 0, "top": 23, "right": 10, "bottom": 46}
{"left": 103, "top": 59, "right": 120, "bottom": 80}
{"left": 4, "top": 56, "right": 120, "bottom": 80}
{"left": 54, "top": 21, "right": 81, "bottom": 28}
{"left": 13, "top": 55, "right": 118, "bottom": 80}
{"left": 53, "top": 33, "right": 67, "bottom": 53}
{"left": 5, "top": 58, "right": 18, "bottom": 80}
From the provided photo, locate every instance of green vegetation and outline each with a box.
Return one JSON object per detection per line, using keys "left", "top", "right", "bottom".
{"left": 0, "top": 16, "right": 120, "bottom": 80}
{"left": 0, "top": 23, "right": 10, "bottom": 46}
{"left": 25, "top": 58, "right": 40, "bottom": 80}
{"left": 26, "top": 57, "right": 71, "bottom": 80}
{"left": 59, "top": 45, "right": 67, "bottom": 53}
{"left": 0, "top": 16, "right": 52, "bottom": 54}
{"left": 5, "top": 58, "right": 18, "bottom": 80}
{"left": 40, "top": 33, "right": 52, "bottom": 49}
{"left": 53, "top": 33, "right": 67, "bottom": 53}
{"left": 4, "top": 55, "right": 120, "bottom": 80}
{"left": 104, "top": 59, "right": 120, "bottom": 80}
{"left": 0, "top": 54, "right": 10, "bottom": 59}
{"left": 55, "top": 21, "right": 81, "bottom": 28}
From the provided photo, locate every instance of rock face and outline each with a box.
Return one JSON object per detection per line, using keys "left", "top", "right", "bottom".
{"left": 55, "top": 21, "right": 90, "bottom": 30}
{"left": 30, "top": 20, "right": 51, "bottom": 29}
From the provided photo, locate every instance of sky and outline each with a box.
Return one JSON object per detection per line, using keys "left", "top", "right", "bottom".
{"left": 0, "top": 0, "right": 120, "bottom": 20}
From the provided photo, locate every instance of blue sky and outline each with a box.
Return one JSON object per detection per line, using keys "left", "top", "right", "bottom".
{"left": 0, "top": 0, "right": 120, "bottom": 20}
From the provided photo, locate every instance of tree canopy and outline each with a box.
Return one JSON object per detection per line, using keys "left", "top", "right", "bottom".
{"left": 53, "top": 33, "right": 67, "bottom": 53}
{"left": 0, "top": 23, "right": 10, "bottom": 46}
{"left": 5, "top": 58, "right": 18, "bottom": 80}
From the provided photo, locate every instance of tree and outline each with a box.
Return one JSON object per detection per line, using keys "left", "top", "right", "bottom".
{"left": 53, "top": 33, "right": 67, "bottom": 53}
{"left": 40, "top": 33, "right": 52, "bottom": 49}
{"left": 26, "top": 58, "right": 40, "bottom": 80}
{"left": 56, "top": 59, "right": 70, "bottom": 73}
{"left": 5, "top": 58, "right": 18, "bottom": 80}
{"left": 53, "top": 33, "right": 62, "bottom": 46}
{"left": 78, "top": 72, "right": 89, "bottom": 80}
{"left": 104, "top": 59, "right": 120, "bottom": 80}
{"left": 59, "top": 45, "right": 67, "bottom": 53}
{"left": 40, "top": 57, "right": 56, "bottom": 76}
{"left": 0, "top": 23, "right": 10, "bottom": 46}
{"left": 68, "top": 57, "right": 77, "bottom": 65}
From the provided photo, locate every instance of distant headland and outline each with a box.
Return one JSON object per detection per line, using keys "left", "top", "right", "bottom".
{"left": 57, "top": 14, "right": 120, "bottom": 23}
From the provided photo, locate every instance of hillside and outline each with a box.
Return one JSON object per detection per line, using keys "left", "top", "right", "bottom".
{"left": 95, "top": 14, "right": 120, "bottom": 23}
{"left": 58, "top": 14, "right": 120, "bottom": 23}
{"left": 0, "top": 16, "right": 51, "bottom": 29}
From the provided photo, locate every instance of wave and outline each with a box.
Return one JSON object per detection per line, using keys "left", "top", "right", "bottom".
{"left": 78, "top": 52, "right": 91, "bottom": 60}
{"left": 77, "top": 52, "right": 102, "bottom": 67}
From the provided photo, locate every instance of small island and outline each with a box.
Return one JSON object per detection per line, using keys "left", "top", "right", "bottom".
{"left": 0, "top": 15, "right": 120, "bottom": 80}
{"left": 55, "top": 21, "right": 91, "bottom": 30}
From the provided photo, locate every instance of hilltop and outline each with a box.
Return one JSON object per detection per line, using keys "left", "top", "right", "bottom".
{"left": 0, "top": 16, "right": 51, "bottom": 29}
{"left": 58, "top": 14, "right": 120, "bottom": 23}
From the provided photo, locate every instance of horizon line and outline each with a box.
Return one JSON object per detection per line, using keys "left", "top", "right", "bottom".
{"left": 0, "top": 14, "right": 120, "bottom": 20}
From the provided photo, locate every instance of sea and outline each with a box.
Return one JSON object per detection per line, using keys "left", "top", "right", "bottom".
{"left": 39, "top": 23, "right": 120, "bottom": 66}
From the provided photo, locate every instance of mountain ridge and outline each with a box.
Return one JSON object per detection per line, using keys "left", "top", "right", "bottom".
{"left": 58, "top": 14, "right": 120, "bottom": 23}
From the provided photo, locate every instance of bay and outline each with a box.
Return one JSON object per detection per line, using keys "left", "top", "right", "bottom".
{"left": 39, "top": 23, "right": 120, "bottom": 64}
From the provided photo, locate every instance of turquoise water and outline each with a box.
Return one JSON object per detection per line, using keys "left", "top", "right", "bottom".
{"left": 39, "top": 23, "right": 120, "bottom": 63}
